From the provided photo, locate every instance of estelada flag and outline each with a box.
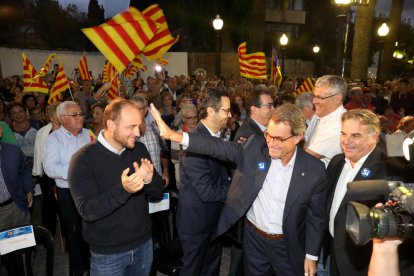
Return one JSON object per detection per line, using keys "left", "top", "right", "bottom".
{"left": 22, "top": 52, "right": 49, "bottom": 94}
{"left": 82, "top": 7, "right": 158, "bottom": 73}
{"left": 142, "top": 4, "right": 179, "bottom": 60}
{"left": 49, "top": 63, "right": 70, "bottom": 104}
{"left": 39, "top": 53, "right": 56, "bottom": 77}
{"left": 296, "top": 77, "right": 315, "bottom": 93}
{"left": 270, "top": 47, "right": 283, "bottom": 88}
{"left": 238, "top": 42, "right": 267, "bottom": 80}
{"left": 78, "top": 53, "right": 92, "bottom": 81}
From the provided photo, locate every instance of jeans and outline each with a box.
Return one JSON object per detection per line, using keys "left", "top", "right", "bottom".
{"left": 90, "top": 238, "right": 153, "bottom": 276}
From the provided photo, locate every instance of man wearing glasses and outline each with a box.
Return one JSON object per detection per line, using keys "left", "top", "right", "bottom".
{"left": 305, "top": 75, "right": 347, "bottom": 167}
{"left": 43, "top": 101, "right": 93, "bottom": 276}
{"left": 174, "top": 88, "right": 232, "bottom": 276}
{"left": 150, "top": 103, "right": 327, "bottom": 276}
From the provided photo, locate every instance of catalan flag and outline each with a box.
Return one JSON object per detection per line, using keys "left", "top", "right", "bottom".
{"left": 156, "top": 57, "right": 169, "bottom": 66}
{"left": 123, "top": 55, "right": 147, "bottom": 78}
{"left": 103, "top": 61, "right": 120, "bottom": 100}
{"left": 39, "top": 53, "right": 56, "bottom": 77}
{"left": 49, "top": 63, "right": 69, "bottom": 104}
{"left": 270, "top": 47, "right": 283, "bottom": 87}
{"left": 296, "top": 77, "right": 315, "bottom": 93}
{"left": 238, "top": 42, "right": 267, "bottom": 80}
{"left": 78, "top": 53, "right": 92, "bottom": 81}
{"left": 82, "top": 7, "right": 158, "bottom": 73}
{"left": 22, "top": 52, "right": 49, "bottom": 94}
{"left": 142, "top": 4, "right": 179, "bottom": 60}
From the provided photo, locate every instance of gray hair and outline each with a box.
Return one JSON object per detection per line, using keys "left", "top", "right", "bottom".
{"left": 295, "top": 92, "right": 313, "bottom": 111}
{"left": 56, "top": 101, "right": 79, "bottom": 123}
{"left": 181, "top": 103, "right": 197, "bottom": 117}
{"left": 315, "top": 75, "right": 347, "bottom": 99}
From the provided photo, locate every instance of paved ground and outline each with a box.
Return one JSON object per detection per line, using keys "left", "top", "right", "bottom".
{"left": 0, "top": 196, "right": 231, "bottom": 276}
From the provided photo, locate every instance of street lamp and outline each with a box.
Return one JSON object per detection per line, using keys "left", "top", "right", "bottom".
{"left": 212, "top": 14, "right": 223, "bottom": 78}
{"left": 279, "top": 34, "right": 288, "bottom": 76}
{"left": 334, "top": 0, "right": 370, "bottom": 77}
{"left": 313, "top": 45, "right": 320, "bottom": 77}
{"left": 377, "top": 23, "right": 389, "bottom": 81}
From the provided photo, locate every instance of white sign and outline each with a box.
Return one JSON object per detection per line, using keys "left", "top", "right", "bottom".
{"left": 148, "top": 193, "right": 170, "bottom": 214}
{"left": 0, "top": 225, "right": 36, "bottom": 255}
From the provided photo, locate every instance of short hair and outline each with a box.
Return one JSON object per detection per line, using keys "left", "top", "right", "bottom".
{"left": 91, "top": 102, "right": 107, "bottom": 113}
{"left": 130, "top": 95, "right": 147, "bottom": 107}
{"left": 22, "top": 93, "right": 39, "bottom": 106}
{"left": 56, "top": 101, "right": 79, "bottom": 121}
{"left": 341, "top": 109, "right": 380, "bottom": 135}
{"left": 295, "top": 92, "right": 313, "bottom": 111}
{"left": 350, "top": 87, "right": 362, "bottom": 96}
{"left": 269, "top": 103, "right": 306, "bottom": 136}
{"left": 315, "top": 75, "right": 347, "bottom": 99}
{"left": 198, "top": 88, "right": 228, "bottom": 119}
{"left": 181, "top": 103, "right": 197, "bottom": 117}
{"left": 161, "top": 91, "right": 173, "bottom": 103}
{"left": 245, "top": 90, "right": 271, "bottom": 116}
{"left": 103, "top": 98, "right": 136, "bottom": 129}
{"left": 7, "top": 101, "right": 26, "bottom": 116}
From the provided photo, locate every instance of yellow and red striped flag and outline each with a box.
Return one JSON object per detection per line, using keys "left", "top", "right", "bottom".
{"left": 123, "top": 55, "right": 147, "bottom": 78}
{"left": 156, "top": 57, "right": 169, "bottom": 66}
{"left": 296, "top": 77, "right": 315, "bottom": 93}
{"left": 82, "top": 7, "right": 158, "bottom": 73}
{"left": 270, "top": 47, "right": 283, "bottom": 87}
{"left": 78, "top": 53, "right": 92, "bottom": 81}
{"left": 103, "top": 61, "right": 120, "bottom": 101}
{"left": 22, "top": 52, "right": 50, "bottom": 94}
{"left": 238, "top": 42, "right": 267, "bottom": 80}
{"left": 142, "top": 4, "right": 179, "bottom": 60}
{"left": 48, "top": 63, "right": 69, "bottom": 104}
{"left": 39, "top": 53, "right": 56, "bottom": 77}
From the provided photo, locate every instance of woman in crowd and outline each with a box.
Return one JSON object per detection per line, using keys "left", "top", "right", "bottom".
{"left": 89, "top": 103, "right": 106, "bottom": 136}
{"left": 159, "top": 91, "right": 176, "bottom": 127}
{"left": 12, "top": 85, "right": 24, "bottom": 102}
{"left": 233, "top": 92, "right": 247, "bottom": 122}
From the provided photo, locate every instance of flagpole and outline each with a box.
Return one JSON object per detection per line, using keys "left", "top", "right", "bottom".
{"left": 57, "top": 55, "right": 74, "bottom": 102}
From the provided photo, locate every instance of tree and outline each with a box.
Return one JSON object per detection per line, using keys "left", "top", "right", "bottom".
{"left": 380, "top": 0, "right": 404, "bottom": 80}
{"left": 88, "top": 0, "right": 104, "bottom": 23}
{"left": 350, "top": 0, "right": 377, "bottom": 80}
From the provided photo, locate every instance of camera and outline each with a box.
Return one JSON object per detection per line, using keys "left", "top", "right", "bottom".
{"left": 346, "top": 180, "right": 414, "bottom": 245}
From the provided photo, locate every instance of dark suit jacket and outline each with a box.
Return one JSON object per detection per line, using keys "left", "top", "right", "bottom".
{"left": 233, "top": 117, "right": 263, "bottom": 142}
{"left": 176, "top": 123, "right": 230, "bottom": 235}
{"left": 187, "top": 133, "right": 327, "bottom": 276}
{"left": 325, "top": 145, "right": 409, "bottom": 276}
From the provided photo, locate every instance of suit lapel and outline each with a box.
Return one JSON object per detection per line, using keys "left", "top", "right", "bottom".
{"left": 246, "top": 117, "right": 264, "bottom": 136}
{"left": 283, "top": 148, "right": 305, "bottom": 221}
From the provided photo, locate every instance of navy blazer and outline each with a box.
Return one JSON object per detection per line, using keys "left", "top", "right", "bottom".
{"left": 233, "top": 117, "right": 263, "bottom": 142}
{"left": 176, "top": 123, "right": 230, "bottom": 234}
{"left": 325, "top": 145, "right": 410, "bottom": 276}
{"left": 187, "top": 133, "right": 327, "bottom": 276}
{"left": 0, "top": 142, "right": 33, "bottom": 211}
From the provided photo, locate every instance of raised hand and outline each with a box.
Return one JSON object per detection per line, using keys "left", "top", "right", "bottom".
{"left": 121, "top": 163, "right": 145, "bottom": 193}
{"left": 149, "top": 103, "right": 173, "bottom": 139}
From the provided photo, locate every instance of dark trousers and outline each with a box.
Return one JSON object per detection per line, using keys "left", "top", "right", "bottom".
{"left": 56, "top": 187, "right": 89, "bottom": 275}
{"left": 178, "top": 231, "right": 222, "bottom": 276}
{"left": 228, "top": 242, "right": 244, "bottom": 276}
{"left": 38, "top": 175, "right": 58, "bottom": 236}
{"left": 243, "top": 221, "right": 296, "bottom": 276}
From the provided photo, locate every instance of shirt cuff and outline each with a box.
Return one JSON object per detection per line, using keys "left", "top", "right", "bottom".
{"left": 306, "top": 254, "right": 318, "bottom": 261}
{"left": 180, "top": 132, "right": 189, "bottom": 149}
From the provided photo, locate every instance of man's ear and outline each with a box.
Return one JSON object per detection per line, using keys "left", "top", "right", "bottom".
{"left": 206, "top": 106, "right": 215, "bottom": 117}
{"left": 107, "top": 119, "right": 116, "bottom": 131}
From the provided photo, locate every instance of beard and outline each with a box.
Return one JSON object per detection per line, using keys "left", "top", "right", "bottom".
{"left": 113, "top": 131, "right": 136, "bottom": 149}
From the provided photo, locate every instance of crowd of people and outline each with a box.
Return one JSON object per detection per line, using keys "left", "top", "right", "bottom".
{"left": 0, "top": 68, "right": 413, "bottom": 276}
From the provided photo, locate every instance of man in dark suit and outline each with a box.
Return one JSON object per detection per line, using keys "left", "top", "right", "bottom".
{"left": 229, "top": 90, "right": 274, "bottom": 276}
{"left": 151, "top": 103, "right": 327, "bottom": 276}
{"left": 325, "top": 108, "right": 410, "bottom": 276}
{"left": 176, "top": 89, "right": 231, "bottom": 275}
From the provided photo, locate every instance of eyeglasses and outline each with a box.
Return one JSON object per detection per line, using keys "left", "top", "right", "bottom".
{"left": 256, "top": 103, "right": 274, "bottom": 109}
{"left": 63, "top": 113, "right": 85, "bottom": 119}
{"left": 183, "top": 116, "right": 198, "bottom": 120}
{"left": 264, "top": 130, "right": 294, "bottom": 143}
{"left": 311, "top": 93, "right": 341, "bottom": 101}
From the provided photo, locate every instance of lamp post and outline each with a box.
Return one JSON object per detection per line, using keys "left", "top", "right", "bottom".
{"left": 279, "top": 34, "right": 288, "bottom": 76}
{"left": 212, "top": 14, "right": 223, "bottom": 78}
{"left": 377, "top": 23, "right": 389, "bottom": 81}
{"left": 334, "top": 0, "right": 370, "bottom": 77}
{"left": 313, "top": 45, "right": 320, "bottom": 77}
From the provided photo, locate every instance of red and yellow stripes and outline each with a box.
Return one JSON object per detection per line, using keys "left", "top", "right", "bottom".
{"left": 296, "top": 77, "right": 315, "bottom": 93}
{"left": 48, "top": 63, "right": 69, "bottom": 104}
{"left": 103, "top": 61, "right": 120, "bottom": 101}
{"left": 78, "top": 53, "right": 92, "bottom": 81}
{"left": 156, "top": 57, "right": 169, "bottom": 66}
{"left": 82, "top": 7, "right": 158, "bottom": 73}
{"left": 39, "top": 53, "right": 56, "bottom": 77}
{"left": 22, "top": 52, "right": 50, "bottom": 94}
{"left": 238, "top": 42, "right": 267, "bottom": 80}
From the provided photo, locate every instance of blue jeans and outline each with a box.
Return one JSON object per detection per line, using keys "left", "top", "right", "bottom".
{"left": 90, "top": 238, "right": 153, "bottom": 276}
